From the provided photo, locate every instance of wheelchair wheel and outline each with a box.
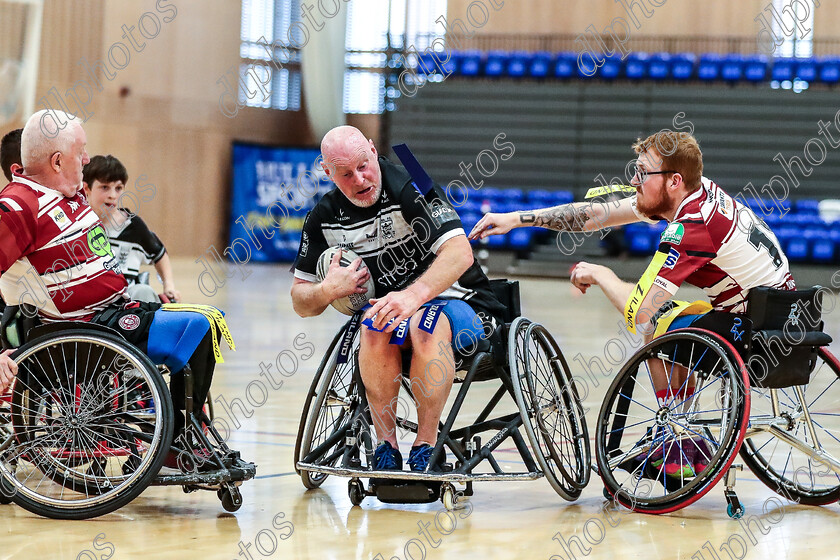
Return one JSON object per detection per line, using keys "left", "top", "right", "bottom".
{"left": 1, "top": 330, "right": 173, "bottom": 519}
{"left": 295, "top": 321, "right": 361, "bottom": 489}
{"left": 740, "top": 347, "right": 840, "bottom": 505}
{"left": 595, "top": 329, "right": 750, "bottom": 514}
{"left": 509, "top": 317, "right": 590, "bottom": 501}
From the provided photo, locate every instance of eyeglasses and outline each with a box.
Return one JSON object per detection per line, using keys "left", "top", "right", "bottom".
{"left": 632, "top": 164, "right": 676, "bottom": 182}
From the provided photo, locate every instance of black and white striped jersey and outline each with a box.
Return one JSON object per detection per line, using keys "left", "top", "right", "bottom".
{"left": 293, "top": 157, "right": 505, "bottom": 320}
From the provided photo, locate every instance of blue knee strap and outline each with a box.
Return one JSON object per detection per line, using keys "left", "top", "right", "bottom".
{"left": 147, "top": 310, "right": 211, "bottom": 371}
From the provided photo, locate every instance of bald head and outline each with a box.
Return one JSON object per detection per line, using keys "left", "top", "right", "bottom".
{"left": 320, "top": 126, "right": 383, "bottom": 208}
{"left": 320, "top": 126, "right": 371, "bottom": 166}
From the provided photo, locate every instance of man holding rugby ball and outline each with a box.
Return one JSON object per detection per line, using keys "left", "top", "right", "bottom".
{"left": 291, "top": 126, "right": 505, "bottom": 473}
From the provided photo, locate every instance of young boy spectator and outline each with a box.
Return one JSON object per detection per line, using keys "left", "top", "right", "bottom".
{"left": 82, "top": 155, "right": 181, "bottom": 303}
{"left": 1, "top": 128, "right": 23, "bottom": 182}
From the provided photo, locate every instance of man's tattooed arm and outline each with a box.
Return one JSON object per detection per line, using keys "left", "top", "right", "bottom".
{"left": 518, "top": 205, "right": 590, "bottom": 232}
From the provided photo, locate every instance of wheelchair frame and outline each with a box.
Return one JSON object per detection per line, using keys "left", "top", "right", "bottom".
{"left": 594, "top": 286, "right": 840, "bottom": 517}
{"left": 0, "top": 303, "right": 255, "bottom": 519}
{"left": 295, "top": 280, "right": 591, "bottom": 509}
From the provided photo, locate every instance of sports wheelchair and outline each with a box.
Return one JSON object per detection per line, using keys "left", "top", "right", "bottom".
{"left": 294, "top": 279, "right": 591, "bottom": 509}
{"left": 0, "top": 301, "right": 254, "bottom": 520}
{"left": 595, "top": 286, "right": 840, "bottom": 517}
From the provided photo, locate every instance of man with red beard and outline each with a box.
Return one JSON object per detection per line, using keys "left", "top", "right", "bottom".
{"left": 470, "top": 131, "right": 795, "bottom": 477}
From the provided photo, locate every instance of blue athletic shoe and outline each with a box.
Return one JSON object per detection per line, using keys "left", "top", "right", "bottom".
{"left": 407, "top": 444, "right": 445, "bottom": 472}
{"left": 373, "top": 441, "right": 402, "bottom": 470}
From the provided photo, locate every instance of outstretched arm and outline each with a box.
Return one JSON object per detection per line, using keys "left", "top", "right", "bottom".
{"left": 469, "top": 196, "right": 644, "bottom": 240}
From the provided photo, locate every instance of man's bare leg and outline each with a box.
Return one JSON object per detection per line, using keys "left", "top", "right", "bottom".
{"left": 359, "top": 328, "right": 403, "bottom": 447}
{"left": 407, "top": 311, "right": 454, "bottom": 446}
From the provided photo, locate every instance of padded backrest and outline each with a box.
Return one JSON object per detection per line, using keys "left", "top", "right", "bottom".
{"left": 747, "top": 286, "right": 823, "bottom": 331}
{"left": 489, "top": 279, "right": 520, "bottom": 324}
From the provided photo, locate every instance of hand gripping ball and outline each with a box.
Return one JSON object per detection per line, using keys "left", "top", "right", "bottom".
{"left": 316, "top": 247, "right": 375, "bottom": 315}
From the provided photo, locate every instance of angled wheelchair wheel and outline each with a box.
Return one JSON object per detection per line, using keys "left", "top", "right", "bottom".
{"left": 1, "top": 330, "right": 173, "bottom": 519}
{"left": 595, "top": 329, "right": 750, "bottom": 514}
{"left": 741, "top": 348, "right": 840, "bottom": 505}
{"left": 295, "top": 321, "right": 361, "bottom": 489}
{"left": 510, "top": 317, "right": 591, "bottom": 501}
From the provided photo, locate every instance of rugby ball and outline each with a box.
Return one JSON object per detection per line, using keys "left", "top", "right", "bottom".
{"left": 316, "top": 246, "right": 375, "bottom": 315}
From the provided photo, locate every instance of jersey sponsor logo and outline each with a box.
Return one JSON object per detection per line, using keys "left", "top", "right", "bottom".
{"left": 48, "top": 207, "right": 71, "bottom": 230}
{"left": 663, "top": 247, "right": 680, "bottom": 269}
{"left": 67, "top": 201, "right": 80, "bottom": 213}
{"left": 118, "top": 314, "right": 141, "bottom": 331}
{"left": 716, "top": 191, "right": 733, "bottom": 218}
{"left": 660, "top": 223, "right": 684, "bottom": 244}
{"left": 337, "top": 208, "right": 350, "bottom": 221}
{"left": 365, "top": 231, "right": 377, "bottom": 241}
{"left": 430, "top": 206, "right": 456, "bottom": 219}
{"left": 300, "top": 231, "right": 309, "bottom": 257}
{"left": 87, "top": 225, "right": 114, "bottom": 257}
{"left": 381, "top": 216, "right": 395, "bottom": 239}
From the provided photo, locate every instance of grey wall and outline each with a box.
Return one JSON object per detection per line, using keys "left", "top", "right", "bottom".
{"left": 388, "top": 80, "right": 840, "bottom": 203}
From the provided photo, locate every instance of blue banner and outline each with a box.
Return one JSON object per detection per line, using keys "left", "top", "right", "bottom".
{"left": 230, "top": 143, "right": 332, "bottom": 262}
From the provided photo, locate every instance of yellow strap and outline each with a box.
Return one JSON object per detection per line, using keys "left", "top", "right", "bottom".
{"left": 584, "top": 184, "right": 636, "bottom": 199}
{"left": 652, "top": 300, "right": 713, "bottom": 338}
{"left": 160, "top": 303, "right": 236, "bottom": 363}
{"left": 624, "top": 250, "right": 669, "bottom": 334}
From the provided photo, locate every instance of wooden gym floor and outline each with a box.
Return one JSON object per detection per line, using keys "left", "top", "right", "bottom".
{"left": 2, "top": 258, "right": 840, "bottom": 560}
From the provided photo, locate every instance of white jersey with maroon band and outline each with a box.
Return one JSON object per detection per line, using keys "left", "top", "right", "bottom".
{"left": 0, "top": 175, "right": 127, "bottom": 322}
{"left": 653, "top": 177, "right": 795, "bottom": 313}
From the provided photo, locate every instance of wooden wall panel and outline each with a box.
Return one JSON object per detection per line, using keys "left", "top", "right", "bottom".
{"left": 443, "top": 0, "right": 838, "bottom": 41}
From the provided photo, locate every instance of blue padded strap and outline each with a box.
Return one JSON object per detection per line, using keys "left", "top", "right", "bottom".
{"left": 147, "top": 310, "right": 211, "bottom": 372}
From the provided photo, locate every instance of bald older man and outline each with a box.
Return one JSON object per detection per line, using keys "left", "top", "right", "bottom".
{"left": 291, "top": 126, "right": 505, "bottom": 473}
{"left": 0, "top": 111, "right": 225, "bottom": 458}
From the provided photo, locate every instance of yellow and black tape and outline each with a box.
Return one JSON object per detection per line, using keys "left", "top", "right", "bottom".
{"left": 160, "top": 303, "right": 236, "bottom": 363}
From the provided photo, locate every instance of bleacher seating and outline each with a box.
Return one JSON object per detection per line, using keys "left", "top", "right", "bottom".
{"left": 456, "top": 188, "right": 840, "bottom": 265}
{"left": 442, "top": 49, "right": 840, "bottom": 85}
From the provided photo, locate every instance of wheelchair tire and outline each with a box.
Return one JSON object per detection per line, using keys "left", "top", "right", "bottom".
{"left": 509, "top": 317, "right": 590, "bottom": 501}
{"left": 740, "top": 347, "right": 840, "bottom": 505}
{"left": 294, "top": 320, "right": 361, "bottom": 489}
{"left": 595, "top": 329, "right": 750, "bottom": 514}
{"left": 1, "top": 330, "right": 173, "bottom": 519}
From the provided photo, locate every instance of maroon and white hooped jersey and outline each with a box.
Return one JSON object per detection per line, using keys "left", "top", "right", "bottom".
{"left": 0, "top": 174, "right": 127, "bottom": 321}
{"left": 653, "top": 177, "right": 795, "bottom": 313}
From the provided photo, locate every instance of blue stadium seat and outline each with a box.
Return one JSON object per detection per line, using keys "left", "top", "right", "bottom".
{"left": 507, "top": 51, "right": 533, "bottom": 78}
{"left": 417, "top": 52, "right": 439, "bottom": 76}
{"left": 457, "top": 50, "right": 483, "bottom": 76}
{"left": 811, "top": 238, "right": 835, "bottom": 263}
{"left": 486, "top": 233, "right": 507, "bottom": 248}
{"left": 648, "top": 52, "right": 671, "bottom": 80}
{"left": 624, "top": 52, "right": 649, "bottom": 80}
{"left": 481, "top": 186, "right": 505, "bottom": 201}
{"left": 553, "top": 191, "right": 574, "bottom": 205}
{"left": 786, "top": 237, "right": 810, "bottom": 262}
{"left": 744, "top": 55, "right": 768, "bottom": 82}
{"left": 527, "top": 189, "right": 555, "bottom": 204}
{"left": 771, "top": 58, "right": 796, "bottom": 82}
{"left": 599, "top": 55, "right": 622, "bottom": 80}
{"left": 796, "top": 58, "right": 817, "bottom": 82}
{"left": 484, "top": 51, "right": 510, "bottom": 77}
{"left": 500, "top": 187, "right": 525, "bottom": 202}
{"left": 721, "top": 54, "right": 744, "bottom": 83}
{"left": 462, "top": 199, "right": 482, "bottom": 214}
{"left": 819, "top": 56, "right": 840, "bottom": 85}
{"left": 554, "top": 52, "right": 576, "bottom": 79}
{"left": 795, "top": 199, "right": 821, "bottom": 215}
{"left": 529, "top": 51, "right": 553, "bottom": 78}
{"left": 461, "top": 212, "right": 481, "bottom": 235}
{"left": 698, "top": 54, "right": 723, "bottom": 81}
{"left": 509, "top": 228, "right": 534, "bottom": 250}
{"left": 671, "top": 53, "right": 696, "bottom": 81}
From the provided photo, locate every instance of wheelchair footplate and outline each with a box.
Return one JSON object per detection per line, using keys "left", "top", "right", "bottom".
{"left": 373, "top": 478, "right": 442, "bottom": 504}
{"left": 153, "top": 450, "right": 257, "bottom": 487}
